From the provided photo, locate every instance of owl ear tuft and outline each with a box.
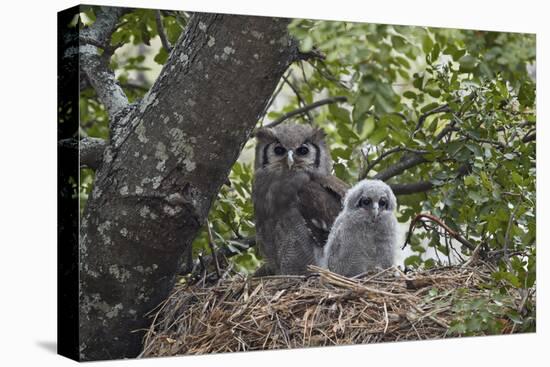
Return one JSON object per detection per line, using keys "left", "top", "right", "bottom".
{"left": 310, "top": 127, "right": 327, "bottom": 143}
{"left": 255, "top": 127, "right": 277, "bottom": 142}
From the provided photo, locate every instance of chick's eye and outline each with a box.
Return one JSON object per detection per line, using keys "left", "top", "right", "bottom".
{"left": 358, "top": 197, "right": 372, "bottom": 208}
{"left": 296, "top": 145, "right": 309, "bottom": 156}
{"left": 274, "top": 146, "right": 286, "bottom": 156}
{"left": 379, "top": 198, "right": 387, "bottom": 208}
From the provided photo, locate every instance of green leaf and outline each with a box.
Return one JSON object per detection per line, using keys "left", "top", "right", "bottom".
{"left": 511, "top": 171, "right": 523, "bottom": 186}
{"left": 424, "top": 258, "right": 436, "bottom": 268}
{"left": 329, "top": 104, "right": 352, "bottom": 125}
{"left": 403, "top": 91, "right": 417, "bottom": 100}
{"left": 506, "top": 310, "right": 523, "bottom": 324}
{"left": 426, "top": 87, "right": 441, "bottom": 98}
{"left": 353, "top": 94, "right": 374, "bottom": 120}
{"left": 301, "top": 36, "right": 313, "bottom": 52}
{"left": 430, "top": 42, "right": 441, "bottom": 63}
{"left": 458, "top": 54, "right": 478, "bottom": 73}
{"left": 391, "top": 35, "right": 407, "bottom": 50}
{"left": 390, "top": 128, "right": 409, "bottom": 144}
{"left": 404, "top": 255, "right": 422, "bottom": 268}
{"left": 466, "top": 317, "right": 482, "bottom": 332}
{"left": 449, "top": 322, "right": 467, "bottom": 335}
{"left": 518, "top": 80, "right": 535, "bottom": 107}
{"left": 331, "top": 147, "right": 352, "bottom": 160}
{"left": 154, "top": 47, "right": 169, "bottom": 65}
{"left": 421, "top": 102, "right": 440, "bottom": 113}
{"left": 467, "top": 191, "right": 484, "bottom": 203}
{"left": 395, "top": 56, "right": 411, "bottom": 68}
{"left": 464, "top": 175, "right": 477, "bottom": 187}
{"left": 492, "top": 271, "right": 521, "bottom": 288}
{"left": 337, "top": 124, "right": 359, "bottom": 142}
{"left": 413, "top": 73, "right": 425, "bottom": 90}
{"left": 444, "top": 44, "right": 466, "bottom": 61}
{"left": 333, "top": 162, "right": 347, "bottom": 180}
{"left": 368, "top": 127, "right": 387, "bottom": 145}
{"left": 361, "top": 116, "right": 376, "bottom": 137}
{"left": 422, "top": 35, "right": 434, "bottom": 54}
{"left": 164, "top": 16, "right": 184, "bottom": 44}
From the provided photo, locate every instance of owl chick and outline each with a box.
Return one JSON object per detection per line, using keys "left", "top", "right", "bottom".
{"left": 253, "top": 123, "right": 349, "bottom": 275}
{"left": 322, "top": 179, "right": 397, "bottom": 277}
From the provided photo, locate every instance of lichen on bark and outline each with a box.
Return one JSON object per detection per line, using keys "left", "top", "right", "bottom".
{"left": 78, "top": 10, "right": 296, "bottom": 360}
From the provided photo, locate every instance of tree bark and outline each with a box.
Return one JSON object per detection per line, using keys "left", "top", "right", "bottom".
{"left": 79, "top": 7, "right": 130, "bottom": 120}
{"left": 79, "top": 11, "right": 294, "bottom": 360}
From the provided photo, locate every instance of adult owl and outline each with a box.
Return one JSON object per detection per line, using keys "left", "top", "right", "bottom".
{"left": 252, "top": 123, "right": 349, "bottom": 275}
{"left": 322, "top": 179, "right": 397, "bottom": 277}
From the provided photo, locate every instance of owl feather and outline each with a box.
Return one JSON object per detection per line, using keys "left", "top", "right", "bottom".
{"left": 323, "top": 179, "right": 398, "bottom": 277}
{"left": 253, "top": 123, "right": 348, "bottom": 275}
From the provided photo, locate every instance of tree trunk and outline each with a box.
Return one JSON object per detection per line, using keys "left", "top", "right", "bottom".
{"left": 79, "top": 12, "right": 294, "bottom": 360}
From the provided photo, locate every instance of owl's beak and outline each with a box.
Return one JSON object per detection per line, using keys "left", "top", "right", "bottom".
{"left": 371, "top": 203, "right": 379, "bottom": 219}
{"left": 287, "top": 150, "right": 295, "bottom": 169}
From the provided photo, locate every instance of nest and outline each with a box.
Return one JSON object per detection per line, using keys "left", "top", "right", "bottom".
{"left": 141, "top": 264, "right": 503, "bottom": 357}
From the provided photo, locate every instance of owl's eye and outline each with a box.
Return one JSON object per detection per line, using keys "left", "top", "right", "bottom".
{"left": 358, "top": 197, "right": 372, "bottom": 208}
{"left": 274, "top": 146, "right": 287, "bottom": 156}
{"left": 296, "top": 145, "right": 309, "bottom": 156}
{"left": 379, "top": 198, "right": 387, "bottom": 209}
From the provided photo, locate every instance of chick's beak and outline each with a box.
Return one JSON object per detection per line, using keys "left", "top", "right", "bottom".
{"left": 287, "top": 150, "right": 294, "bottom": 169}
{"left": 371, "top": 203, "right": 379, "bottom": 219}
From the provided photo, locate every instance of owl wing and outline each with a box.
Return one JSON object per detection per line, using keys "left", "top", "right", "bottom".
{"left": 297, "top": 173, "right": 349, "bottom": 247}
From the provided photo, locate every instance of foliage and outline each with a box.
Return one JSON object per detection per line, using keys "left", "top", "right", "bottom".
{"left": 284, "top": 20, "right": 536, "bottom": 331}
{"left": 448, "top": 286, "right": 536, "bottom": 335}
{"left": 78, "top": 9, "right": 536, "bottom": 332}
{"left": 190, "top": 160, "right": 260, "bottom": 275}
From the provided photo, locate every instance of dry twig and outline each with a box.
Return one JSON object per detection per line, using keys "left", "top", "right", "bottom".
{"left": 140, "top": 264, "right": 514, "bottom": 357}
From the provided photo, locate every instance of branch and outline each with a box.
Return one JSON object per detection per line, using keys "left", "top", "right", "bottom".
{"left": 59, "top": 137, "right": 107, "bottom": 170}
{"left": 518, "top": 120, "right": 536, "bottom": 129}
{"left": 258, "top": 70, "right": 290, "bottom": 125}
{"left": 415, "top": 104, "right": 451, "bottom": 132}
{"left": 299, "top": 60, "right": 314, "bottom": 91}
{"left": 363, "top": 147, "right": 402, "bottom": 178}
{"left": 403, "top": 213, "right": 476, "bottom": 251}
{"left": 296, "top": 47, "right": 325, "bottom": 61}
{"left": 120, "top": 81, "right": 150, "bottom": 92}
{"left": 374, "top": 103, "right": 465, "bottom": 182}
{"left": 79, "top": 35, "right": 124, "bottom": 54}
{"left": 390, "top": 163, "right": 470, "bottom": 196}
{"left": 522, "top": 132, "right": 536, "bottom": 143}
{"left": 155, "top": 10, "right": 172, "bottom": 52}
{"left": 461, "top": 241, "right": 485, "bottom": 268}
{"left": 80, "top": 7, "right": 130, "bottom": 120}
{"left": 80, "top": 137, "right": 107, "bottom": 169}
{"left": 205, "top": 220, "right": 221, "bottom": 279}
{"left": 374, "top": 153, "right": 428, "bottom": 181}
{"left": 416, "top": 93, "right": 480, "bottom": 135}
{"left": 282, "top": 73, "right": 313, "bottom": 123}
{"left": 502, "top": 204, "right": 520, "bottom": 267}
{"left": 255, "top": 96, "right": 347, "bottom": 133}
{"left": 308, "top": 60, "right": 352, "bottom": 90}
{"left": 182, "top": 237, "right": 256, "bottom": 277}
{"left": 459, "top": 129, "right": 507, "bottom": 150}
{"left": 362, "top": 146, "right": 427, "bottom": 179}
{"left": 435, "top": 123, "right": 457, "bottom": 141}
{"left": 390, "top": 181, "right": 433, "bottom": 195}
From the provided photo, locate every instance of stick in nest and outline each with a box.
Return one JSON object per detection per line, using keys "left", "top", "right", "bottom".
{"left": 140, "top": 264, "right": 522, "bottom": 357}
